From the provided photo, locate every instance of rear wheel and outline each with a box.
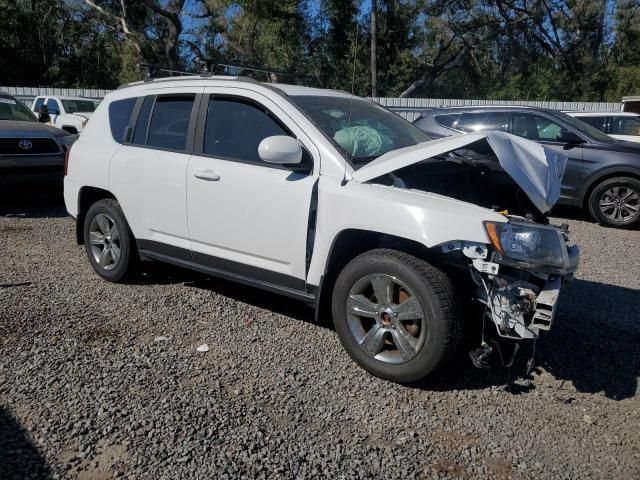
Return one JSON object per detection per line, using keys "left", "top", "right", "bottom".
{"left": 331, "top": 249, "right": 461, "bottom": 383}
{"left": 83, "top": 199, "right": 137, "bottom": 282}
{"left": 588, "top": 177, "right": 640, "bottom": 228}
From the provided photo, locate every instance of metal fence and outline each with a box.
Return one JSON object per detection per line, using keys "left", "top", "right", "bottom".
{"left": 1, "top": 86, "right": 111, "bottom": 104}
{"left": 1, "top": 85, "right": 623, "bottom": 120}
{"left": 374, "top": 97, "right": 622, "bottom": 121}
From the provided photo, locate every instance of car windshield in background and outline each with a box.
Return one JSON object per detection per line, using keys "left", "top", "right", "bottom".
{"left": 291, "top": 95, "right": 431, "bottom": 167}
{"left": 61, "top": 99, "right": 97, "bottom": 113}
{"left": 555, "top": 111, "right": 616, "bottom": 143}
{"left": 0, "top": 95, "right": 36, "bottom": 122}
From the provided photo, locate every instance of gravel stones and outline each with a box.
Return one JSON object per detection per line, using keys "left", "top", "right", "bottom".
{"left": 1, "top": 190, "right": 639, "bottom": 479}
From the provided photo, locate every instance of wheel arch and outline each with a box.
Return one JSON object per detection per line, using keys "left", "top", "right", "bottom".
{"left": 580, "top": 168, "right": 640, "bottom": 208}
{"left": 76, "top": 187, "right": 117, "bottom": 244}
{"left": 61, "top": 125, "right": 79, "bottom": 135}
{"left": 313, "top": 229, "right": 457, "bottom": 325}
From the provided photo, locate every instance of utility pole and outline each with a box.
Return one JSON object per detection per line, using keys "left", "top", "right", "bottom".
{"left": 370, "top": 0, "right": 377, "bottom": 97}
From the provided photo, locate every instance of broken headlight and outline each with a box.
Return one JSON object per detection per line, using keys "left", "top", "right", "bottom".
{"left": 484, "top": 220, "right": 575, "bottom": 274}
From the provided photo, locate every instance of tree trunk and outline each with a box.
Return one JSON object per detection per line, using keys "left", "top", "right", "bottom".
{"left": 370, "top": 0, "right": 377, "bottom": 97}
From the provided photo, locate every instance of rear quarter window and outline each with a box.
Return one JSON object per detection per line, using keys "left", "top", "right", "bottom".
{"left": 108, "top": 98, "right": 136, "bottom": 143}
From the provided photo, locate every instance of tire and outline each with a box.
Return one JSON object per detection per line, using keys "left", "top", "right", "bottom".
{"left": 588, "top": 176, "right": 640, "bottom": 229}
{"left": 331, "top": 249, "right": 461, "bottom": 383}
{"left": 83, "top": 199, "right": 137, "bottom": 282}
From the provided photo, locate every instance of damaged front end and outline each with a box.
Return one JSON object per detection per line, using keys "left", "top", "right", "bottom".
{"left": 351, "top": 131, "right": 580, "bottom": 368}
{"left": 441, "top": 217, "right": 579, "bottom": 368}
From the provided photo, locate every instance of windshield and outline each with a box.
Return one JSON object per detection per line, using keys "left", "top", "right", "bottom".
{"left": 0, "top": 95, "right": 36, "bottom": 122}
{"left": 61, "top": 99, "right": 97, "bottom": 113}
{"left": 556, "top": 111, "right": 616, "bottom": 143}
{"left": 291, "top": 95, "right": 431, "bottom": 167}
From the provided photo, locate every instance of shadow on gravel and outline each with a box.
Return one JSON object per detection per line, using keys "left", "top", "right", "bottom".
{"left": 148, "top": 266, "right": 639, "bottom": 399}
{"left": 0, "top": 407, "right": 52, "bottom": 479}
{"left": 186, "top": 276, "right": 321, "bottom": 327}
{"left": 0, "top": 179, "right": 67, "bottom": 218}
{"left": 539, "top": 279, "right": 640, "bottom": 400}
{"left": 415, "top": 279, "right": 640, "bottom": 400}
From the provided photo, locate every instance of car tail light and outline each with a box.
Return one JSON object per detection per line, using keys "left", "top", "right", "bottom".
{"left": 64, "top": 145, "right": 72, "bottom": 176}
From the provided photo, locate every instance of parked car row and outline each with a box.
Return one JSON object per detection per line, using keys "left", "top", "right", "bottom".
{"left": 413, "top": 106, "right": 640, "bottom": 228}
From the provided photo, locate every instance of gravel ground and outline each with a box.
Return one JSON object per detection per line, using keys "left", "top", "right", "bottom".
{"left": 1, "top": 185, "right": 639, "bottom": 480}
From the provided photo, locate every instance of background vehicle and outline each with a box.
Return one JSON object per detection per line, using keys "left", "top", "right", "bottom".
{"left": 31, "top": 96, "right": 98, "bottom": 134}
{"left": 64, "top": 76, "right": 577, "bottom": 383}
{"left": 413, "top": 106, "right": 640, "bottom": 228}
{"left": 564, "top": 111, "right": 640, "bottom": 143}
{"left": 0, "top": 91, "right": 75, "bottom": 183}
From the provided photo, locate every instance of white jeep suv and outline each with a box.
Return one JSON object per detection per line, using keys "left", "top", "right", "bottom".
{"left": 64, "top": 76, "right": 579, "bottom": 383}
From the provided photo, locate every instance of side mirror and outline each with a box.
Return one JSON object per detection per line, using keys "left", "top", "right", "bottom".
{"left": 258, "top": 135, "right": 302, "bottom": 165}
{"left": 556, "top": 129, "right": 582, "bottom": 144}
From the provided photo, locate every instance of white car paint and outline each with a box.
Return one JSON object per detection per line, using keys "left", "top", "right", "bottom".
{"left": 64, "top": 76, "right": 578, "bottom": 348}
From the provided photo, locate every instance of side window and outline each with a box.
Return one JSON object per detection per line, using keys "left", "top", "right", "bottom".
{"left": 132, "top": 96, "right": 154, "bottom": 145}
{"left": 610, "top": 116, "right": 640, "bottom": 136}
{"left": 108, "top": 97, "right": 136, "bottom": 144}
{"left": 33, "top": 98, "right": 44, "bottom": 112}
{"left": 46, "top": 98, "right": 61, "bottom": 113}
{"left": 455, "top": 112, "right": 508, "bottom": 133}
{"left": 578, "top": 116, "right": 607, "bottom": 132}
{"left": 204, "top": 98, "right": 289, "bottom": 163}
{"left": 434, "top": 113, "right": 460, "bottom": 128}
{"left": 147, "top": 95, "right": 194, "bottom": 151}
{"left": 512, "top": 113, "right": 563, "bottom": 141}
{"left": 455, "top": 112, "right": 486, "bottom": 132}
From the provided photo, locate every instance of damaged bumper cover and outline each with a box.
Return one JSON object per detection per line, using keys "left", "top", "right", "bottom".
{"left": 442, "top": 220, "right": 579, "bottom": 340}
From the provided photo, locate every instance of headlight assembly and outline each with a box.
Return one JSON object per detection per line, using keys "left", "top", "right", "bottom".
{"left": 484, "top": 220, "right": 576, "bottom": 274}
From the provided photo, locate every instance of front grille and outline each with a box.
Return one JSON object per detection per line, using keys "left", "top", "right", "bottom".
{"left": 0, "top": 137, "right": 61, "bottom": 155}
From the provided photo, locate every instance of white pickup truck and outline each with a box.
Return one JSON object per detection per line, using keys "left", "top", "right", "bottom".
{"left": 31, "top": 96, "right": 99, "bottom": 134}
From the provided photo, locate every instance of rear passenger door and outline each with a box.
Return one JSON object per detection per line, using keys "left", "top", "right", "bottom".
{"left": 109, "top": 87, "right": 202, "bottom": 254}
{"left": 186, "top": 89, "right": 319, "bottom": 291}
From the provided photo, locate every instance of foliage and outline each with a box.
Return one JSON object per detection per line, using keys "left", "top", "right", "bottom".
{"left": 1, "top": 0, "right": 639, "bottom": 100}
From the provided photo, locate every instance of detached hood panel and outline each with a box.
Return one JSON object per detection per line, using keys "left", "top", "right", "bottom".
{"left": 352, "top": 131, "right": 568, "bottom": 213}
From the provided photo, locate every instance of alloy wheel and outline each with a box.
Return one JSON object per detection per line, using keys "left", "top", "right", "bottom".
{"left": 346, "top": 273, "right": 426, "bottom": 364}
{"left": 598, "top": 186, "right": 640, "bottom": 224}
{"left": 88, "top": 213, "right": 121, "bottom": 271}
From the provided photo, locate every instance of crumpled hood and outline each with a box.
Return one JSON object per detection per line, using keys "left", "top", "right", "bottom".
{"left": 352, "top": 131, "right": 568, "bottom": 213}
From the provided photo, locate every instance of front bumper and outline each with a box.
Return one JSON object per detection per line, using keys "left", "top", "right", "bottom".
{"left": 474, "top": 244, "right": 579, "bottom": 340}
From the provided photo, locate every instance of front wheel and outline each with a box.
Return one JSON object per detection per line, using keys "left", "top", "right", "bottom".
{"left": 331, "top": 249, "right": 461, "bottom": 383}
{"left": 588, "top": 177, "right": 640, "bottom": 228}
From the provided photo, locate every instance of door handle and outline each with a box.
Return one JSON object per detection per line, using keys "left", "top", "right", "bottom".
{"left": 194, "top": 169, "right": 220, "bottom": 181}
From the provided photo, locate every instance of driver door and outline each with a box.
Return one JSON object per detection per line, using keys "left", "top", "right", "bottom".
{"left": 186, "top": 89, "right": 319, "bottom": 291}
